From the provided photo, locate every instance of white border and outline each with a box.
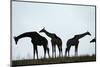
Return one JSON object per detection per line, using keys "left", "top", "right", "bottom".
{"left": 0, "top": 0, "right": 100, "bottom": 67}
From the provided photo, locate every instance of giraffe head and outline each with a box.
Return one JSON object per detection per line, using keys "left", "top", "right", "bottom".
{"left": 90, "top": 38, "right": 96, "bottom": 43}
{"left": 14, "top": 36, "right": 18, "bottom": 45}
{"left": 86, "top": 31, "right": 91, "bottom": 36}
{"left": 39, "top": 27, "right": 46, "bottom": 33}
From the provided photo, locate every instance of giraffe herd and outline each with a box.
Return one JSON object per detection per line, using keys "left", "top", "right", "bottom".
{"left": 14, "top": 27, "right": 96, "bottom": 59}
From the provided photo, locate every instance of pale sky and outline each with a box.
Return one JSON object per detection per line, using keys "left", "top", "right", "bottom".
{"left": 12, "top": 1, "right": 96, "bottom": 60}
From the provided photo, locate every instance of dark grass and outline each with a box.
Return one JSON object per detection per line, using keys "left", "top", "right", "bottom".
{"left": 12, "top": 55, "right": 96, "bottom": 67}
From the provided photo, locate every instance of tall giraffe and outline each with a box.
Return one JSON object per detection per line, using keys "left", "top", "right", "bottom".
{"left": 39, "top": 28, "right": 62, "bottom": 57}
{"left": 65, "top": 31, "right": 91, "bottom": 56}
{"left": 14, "top": 31, "right": 50, "bottom": 59}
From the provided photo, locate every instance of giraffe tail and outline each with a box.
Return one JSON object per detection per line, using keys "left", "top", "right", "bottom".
{"left": 14, "top": 36, "right": 18, "bottom": 44}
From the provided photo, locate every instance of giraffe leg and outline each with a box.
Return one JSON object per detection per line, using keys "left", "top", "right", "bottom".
{"left": 43, "top": 46, "right": 46, "bottom": 58}
{"left": 33, "top": 45, "right": 35, "bottom": 59}
{"left": 59, "top": 50, "right": 60, "bottom": 57}
{"left": 58, "top": 47, "right": 61, "bottom": 57}
{"left": 60, "top": 50, "right": 63, "bottom": 57}
{"left": 59, "top": 49, "right": 60, "bottom": 57}
{"left": 59, "top": 47, "right": 62, "bottom": 57}
{"left": 52, "top": 46, "right": 53, "bottom": 58}
{"left": 35, "top": 46, "right": 38, "bottom": 59}
{"left": 61, "top": 48, "right": 63, "bottom": 57}
{"left": 45, "top": 45, "right": 50, "bottom": 58}
{"left": 75, "top": 45, "right": 78, "bottom": 56}
{"left": 54, "top": 46, "right": 56, "bottom": 58}
{"left": 68, "top": 46, "right": 71, "bottom": 57}
{"left": 65, "top": 47, "right": 67, "bottom": 57}
{"left": 57, "top": 45, "right": 60, "bottom": 57}
{"left": 47, "top": 47, "right": 50, "bottom": 58}
{"left": 32, "top": 41, "right": 35, "bottom": 59}
{"left": 52, "top": 45, "right": 55, "bottom": 58}
{"left": 65, "top": 46, "right": 71, "bottom": 57}
{"left": 68, "top": 49, "right": 70, "bottom": 57}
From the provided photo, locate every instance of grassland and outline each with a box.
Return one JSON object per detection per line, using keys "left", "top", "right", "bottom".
{"left": 12, "top": 55, "right": 96, "bottom": 67}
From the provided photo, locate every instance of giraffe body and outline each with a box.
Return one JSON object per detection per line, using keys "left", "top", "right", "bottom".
{"left": 14, "top": 31, "right": 50, "bottom": 59}
{"left": 39, "top": 28, "right": 62, "bottom": 57}
{"left": 65, "top": 31, "right": 91, "bottom": 56}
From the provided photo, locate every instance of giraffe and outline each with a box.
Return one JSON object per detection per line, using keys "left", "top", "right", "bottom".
{"left": 90, "top": 38, "right": 96, "bottom": 43}
{"left": 65, "top": 31, "right": 91, "bottom": 56}
{"left": 39, "top": 28, "right": 62, "bottom": 57}
{"left": 14, "top": 31, "right": 50, "bottom": 59}
{"left": 90, "top": 37, "right": 96, "bottom": 55}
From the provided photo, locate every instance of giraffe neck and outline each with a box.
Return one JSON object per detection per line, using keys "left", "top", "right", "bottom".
{"left": 76, "top": 32, "right": 89, "bottom": 39}
{"left": 14, "top": 32, "right": 35, "bottom": 44}
{"left": 43, "top": 30, "right": 54, "bottom": 38}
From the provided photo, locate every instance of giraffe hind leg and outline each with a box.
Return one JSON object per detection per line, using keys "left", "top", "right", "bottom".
{"left": 47, "top": 47, "right": 50, "bottom": 58}
{"left": 65, "top": 46, "right": 71, "bottom": 57}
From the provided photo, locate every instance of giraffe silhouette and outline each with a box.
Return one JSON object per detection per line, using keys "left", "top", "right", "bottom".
{"left": 90, "top": 37, "right": 96, "bottom": 55}
{"left": 39, "top": 28, "right": 62, "bottom": 57}
{"left": 90, "top": 38, "right": 96, "bottom": 43}
{"left": 14, "top": 31, "right": 50, "bottom": 59}
{"left": 65, "top": 31, "right": 91, "bottom": 56}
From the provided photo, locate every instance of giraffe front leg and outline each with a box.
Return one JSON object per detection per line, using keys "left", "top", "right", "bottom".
{"left": 75, "top": 45, "right": 78, "bottom": 56}
{"left": 67, "top": 46, "right": 71, "bottom": 57}
{"left": 60, "top": 51, "right": 63, "bottom": 57}
{"left": 68, "top": 49, "right": 70, "bottom": 57}
{"left": 59, "top": 47, "right": 62, "bottom": 57}
{"left": 32, "top": 41, "right": 35, "bottom": 59}
{"left": 47, "top": 47, "right": 50, "bottom": 58}
{"left": 33, "top": 46, "right": 35, "bottom": 59}
{"left": 35, "top": 46, "right": 38, "bottom": 59}
{"left": 44, "top": 48, "right": 46, "bottom": 58}
{"left": 43, "top": 46, "right": 47, "bottom": 58}
{"left": 65, "top": 48, "right": 67, "bottom": 57}
{"left": 58, "top": 46, "right": 60, "bottom": 57}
